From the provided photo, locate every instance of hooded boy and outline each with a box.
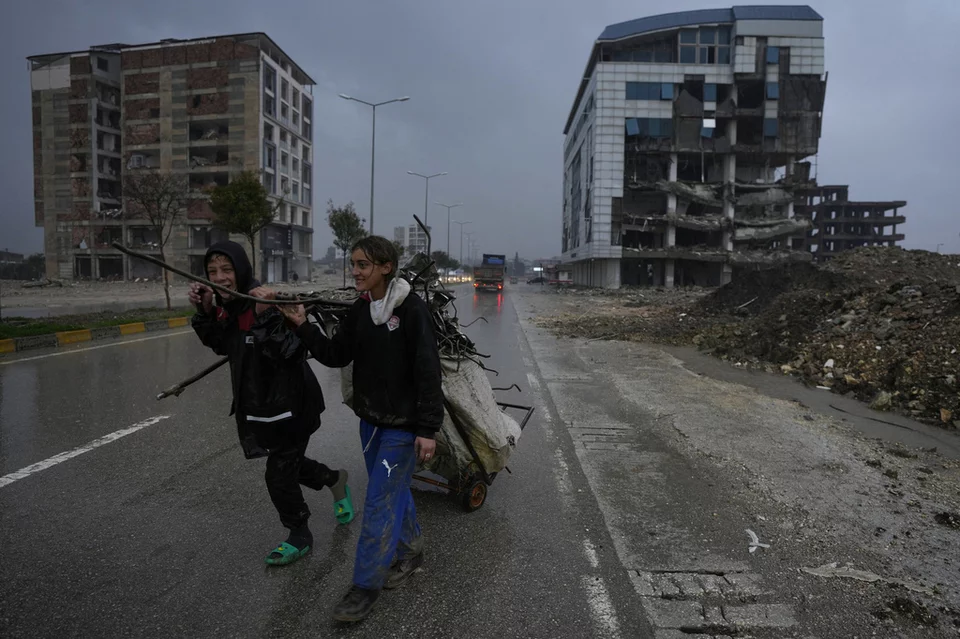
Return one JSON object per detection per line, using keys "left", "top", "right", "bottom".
{"left": 189, "top": 240, "right": 354, "bottom": 565}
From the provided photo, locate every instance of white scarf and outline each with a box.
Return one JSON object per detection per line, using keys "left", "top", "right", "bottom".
{"left": 369, "top": 277, "right": 411, "bottom": 325}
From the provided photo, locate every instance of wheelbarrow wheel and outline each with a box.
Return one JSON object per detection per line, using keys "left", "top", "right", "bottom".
{"left": 461, "top": 478, "right": 487, "bottom": 512}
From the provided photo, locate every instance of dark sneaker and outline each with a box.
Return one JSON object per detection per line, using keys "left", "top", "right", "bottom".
{"left": 332, "top": 585, "right": 380, "bottom": 623}
{"left": 384, "top": 550, "right": 424, "bottom": 589}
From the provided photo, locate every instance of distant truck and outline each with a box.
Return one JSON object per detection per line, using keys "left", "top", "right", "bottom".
{"left": 474, "top": 253, "right": 505, "bottom": 292}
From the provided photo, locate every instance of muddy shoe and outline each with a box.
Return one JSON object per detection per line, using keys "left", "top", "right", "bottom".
{"left": 384, "top": 550, "right": 424, "bottom": 589}
{"left": 332, "top": 585, "right": 380, "bottom": 623}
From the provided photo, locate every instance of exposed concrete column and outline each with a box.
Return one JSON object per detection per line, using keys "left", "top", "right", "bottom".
{"left": 785, "top": 159, "right": 796, "bottom": 219}
{"left": 720, "top": 120, "right": 737, "bottom": 285}
{"left": 665, "top": 260, "right": 675, "bottom": 288}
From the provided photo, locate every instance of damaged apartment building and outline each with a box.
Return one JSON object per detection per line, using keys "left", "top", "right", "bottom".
{"left": 561, "top": 6, "right": 905, "bottom": 288}
{"left": 28, "top": 33, "right": 315, "bottom": 283}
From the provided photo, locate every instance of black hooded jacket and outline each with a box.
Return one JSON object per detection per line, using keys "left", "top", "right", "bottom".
{"left": 191, "top": 241, "right": 324, "bottom": 458}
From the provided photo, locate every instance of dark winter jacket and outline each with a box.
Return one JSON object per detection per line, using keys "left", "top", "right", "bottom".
{"left": 191, "top": 241, "right": 324, "bottom": 458}
{"left": 295, "top": 289, "right": 443, "bottom": 439}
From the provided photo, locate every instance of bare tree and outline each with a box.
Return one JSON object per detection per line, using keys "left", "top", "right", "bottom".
{"left": 123, "top": 171, "right": 190, "bottom": 310}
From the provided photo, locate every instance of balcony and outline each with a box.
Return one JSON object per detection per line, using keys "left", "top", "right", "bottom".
{"left": 189, "top": 147, "right": 230, "bottom": 171}
{"left": 95, "top": 108, "right": 121, "bottom": 131}
{"left": 189, "top": 121, "right": 229, "bottom": 145}
{"left": 190, "top": 171, "right": 229, "bottom": 195}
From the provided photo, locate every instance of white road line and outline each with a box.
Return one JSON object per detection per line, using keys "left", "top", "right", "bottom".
{"left": 0, "top": 330, "right": 193, "bottom": 366}
{"left": 526, "top": 371, "right": 541, "bottom": 391}
{"left": 582, "top": 538, "right": 600, "bottom": 569}
{"left": 0, "top": 416, "right": 170, "bottom": 488}
{"left": 582, "top": 575, "right": 622, "bottom": 638}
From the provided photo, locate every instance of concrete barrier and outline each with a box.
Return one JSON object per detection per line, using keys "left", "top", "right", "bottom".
{"left": 2, "top": 316, "right": 193, "bottom": 354}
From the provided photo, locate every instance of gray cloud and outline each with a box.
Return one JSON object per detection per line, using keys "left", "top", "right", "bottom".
{"left": 2, "top": 0, "right": 957, "bottom": 262}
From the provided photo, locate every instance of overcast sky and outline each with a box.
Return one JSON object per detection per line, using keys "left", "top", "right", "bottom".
{"left": 2, "top": 0, "right": 958, "bottom": 261}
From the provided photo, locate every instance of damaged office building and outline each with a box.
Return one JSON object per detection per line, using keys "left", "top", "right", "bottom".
{"left": 560, "top": 5, "right": 905, "bottom": 288}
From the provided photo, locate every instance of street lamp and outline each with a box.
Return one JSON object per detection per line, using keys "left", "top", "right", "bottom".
{"left": 453, "top": 220, "right": 472, "bottom": 266}
{"left": 407, "top": 171, "right": 447, "bottom": 230}
{"left": 339, "top": 94, "right": 410, "bottom": 234}
{"left": 435, "top": 201, "right": 462, "bottom": 257}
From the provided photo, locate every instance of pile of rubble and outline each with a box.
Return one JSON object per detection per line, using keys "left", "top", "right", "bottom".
{"left": 693, "top": 248, "right": 960, "bottom": 428}
{"left": 534, "top": 248, "right": 959, "bottom": 428}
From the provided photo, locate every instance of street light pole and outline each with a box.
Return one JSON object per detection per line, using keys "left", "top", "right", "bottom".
{"left": 454, "top": 220, "right": 472, "bottom": 266}
{"left": 407, "top": 171, "right": 447, "bottom": 231}
{"left": 435, "top": 202, "right": 462, "bottom": 257}
{"left": 339, "top": 94, "right": 410, "bottom": 234}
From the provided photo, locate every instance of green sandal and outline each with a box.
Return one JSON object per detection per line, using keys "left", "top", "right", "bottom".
{"left": 264, "top": 542, "right": 310, "bottom": 566}
{"left": 331, "top": 470, "right": 355, "bottom": 525}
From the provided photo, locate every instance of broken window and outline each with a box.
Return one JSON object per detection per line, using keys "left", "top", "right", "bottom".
{"left": 264, "top": 123, "right": 274, "bottom": 141}
{"left": 625, "top": 118, "right": 673, "bottom": 139}
{"left": 97, "top": 57, "right": 109, "bottom": 71}
{"left": 264, "top": 94, "right": 275, "bottom": 117}
{"left": 263, "top": 64, "right": 276, "bottom": 92}
{"left": 763, "top": 118, "right": 779, "bottom": 137}
{"left": 264, "top": 142, "right": 276, "bottom": 170}
{"left": 738, "top": 81, "right": 765, "bottom": 109}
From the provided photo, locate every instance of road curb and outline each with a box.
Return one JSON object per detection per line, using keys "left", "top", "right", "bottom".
{"left": 3, "top": 317, "right": 191, "bottom": 354}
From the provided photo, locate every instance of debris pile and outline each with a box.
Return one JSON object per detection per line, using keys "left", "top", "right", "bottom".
{"left": 693, "top": 248, "right": 960, "bottom": 428}
{"left": 535, "top": 247, "right": 959, "bottom": 428}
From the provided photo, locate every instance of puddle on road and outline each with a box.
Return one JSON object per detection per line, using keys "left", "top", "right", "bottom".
{"left": 660, "top": 345, "right": 960, "bottom": 460}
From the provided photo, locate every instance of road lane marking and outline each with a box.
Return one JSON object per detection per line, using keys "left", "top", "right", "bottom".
{"left": 0, "top": 330, "right": 193, "bottom": 366}
{"left": 582, "top": 538, "right": 600, "bottom": 569}
{"left": 526, "top": 371, "right": 541, "bottom": 391}
{"left": 582, "top": 575, "right": 621, "bottom": 638}
{"left": 0, "top": 416, "right": 170, "bottom": 488}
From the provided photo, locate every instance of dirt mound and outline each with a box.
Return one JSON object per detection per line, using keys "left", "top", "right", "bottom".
{"left": 694, "top": 248, "right": 960, "bottom": 427}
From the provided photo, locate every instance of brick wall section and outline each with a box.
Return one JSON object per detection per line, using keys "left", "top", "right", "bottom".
{"left": 35, "top": 201, "right": 44, "bottom": 226}
{"left": 69, "top": 103, "right": 88, "bottom": 124}
{"left": 70, "top": 56, "right": 91, "bottom": 75}
{"left": 126, "top": 98, "right": 160, "bottom": 120}
{"left": 125, "top": 72, "right": 160, "bottom": 95}
{"left": 188, "top": 199, "right": 214, "bottom": 219}
{"left": 34, "top": 176, "right": 43, "bottom": 199}
{"left": 187, "top": 92, "right": 229, "bottom": 115}
{"left": 69, "top": 78, "right": 89, "bottom": 99}
{"left": 70, "top": 129, "right": 90, "bottom": 150}
{"left": 71, "top": 178, "right": 91, "bottom": 197}
{"left": 186, "top": 43, "right": 212, "bottom": 64}
{"left": 187, "top": 67, "right": 228, "bottom": 90}
{"left": 141, "top": 48, "right": 164, "bottom": 69}
{"left": 121, "top": 50, "right": 142, "bottom": 70}
{"left": 126, "top": 123, "right": 161, "bottom": 145}
{"left": 32, "top": 106, "right": 42, "bottom": 126}
{"left": 163, "top": 46, "right": 187, "bottom": 66}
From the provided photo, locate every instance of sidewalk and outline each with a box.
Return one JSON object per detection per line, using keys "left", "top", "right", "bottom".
{"left": 513, "top": 287, "right": 960, "bottom": 637}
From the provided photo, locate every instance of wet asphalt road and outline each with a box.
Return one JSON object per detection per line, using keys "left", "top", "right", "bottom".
{"left": 0, "top": 285, "right": 650, "bottom": 638}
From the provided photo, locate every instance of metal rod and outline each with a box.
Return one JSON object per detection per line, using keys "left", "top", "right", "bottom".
{"left": 157, "top": 356, "right": 229, "bottom": 400}
{"left": 111, "top": 243, "right": 352, "bottom": 307}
